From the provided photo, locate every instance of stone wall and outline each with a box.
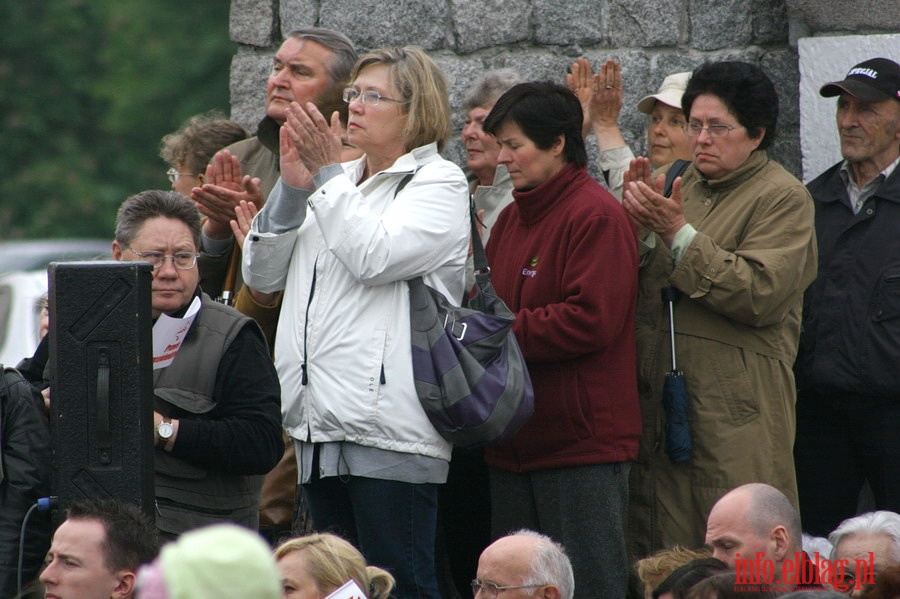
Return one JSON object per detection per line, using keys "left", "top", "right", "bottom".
{"left": 228, "top": 0, "right": 900, "bottom": 181}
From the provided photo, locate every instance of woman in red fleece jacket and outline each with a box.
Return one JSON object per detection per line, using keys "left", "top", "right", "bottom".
{"left": 481, "top": 81, "right": 641, "bottom": 599}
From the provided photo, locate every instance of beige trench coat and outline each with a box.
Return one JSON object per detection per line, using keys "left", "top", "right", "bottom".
{"left": 627, "top": 150, "right": 818, "bottom": 561}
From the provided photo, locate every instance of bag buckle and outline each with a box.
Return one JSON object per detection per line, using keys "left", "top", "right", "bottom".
{"left": 443, "top": 313, "right": 468, "bottom": 340}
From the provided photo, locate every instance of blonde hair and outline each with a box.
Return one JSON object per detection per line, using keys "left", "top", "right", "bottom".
{"left": 351, "top": 46, "right": 452, "bottom": 152}
{"left": 635, "top": 545, "right": 712, "bottom": 596}
{"left": 274, "top": 533, "right": 395, "bottom": 599}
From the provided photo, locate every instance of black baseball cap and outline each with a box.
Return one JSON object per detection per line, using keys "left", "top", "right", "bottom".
{"left": 819, "top": 57, "right": 900, "bottom": 102}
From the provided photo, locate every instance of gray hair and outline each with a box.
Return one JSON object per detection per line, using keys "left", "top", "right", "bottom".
{"left": 287, "top": 28, "right": 357, "bottom": 88}
{"left": 462, "top": 68, "right": 524, "bottom": 111}
{"left": 287, "top": 28, "right": 358, "bottom": 123}
{"left": 115, "top": 190, "right": 201, "bottom": 249}
{"left": 512, "top": 529, "right": 574, "bottom": 599}
{"left": 828, "top": 510, "right": 900, "bottom": 562}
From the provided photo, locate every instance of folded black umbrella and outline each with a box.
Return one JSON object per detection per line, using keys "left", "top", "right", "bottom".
{"left": 661, "top": 286, "right": 692, "bottom": 463}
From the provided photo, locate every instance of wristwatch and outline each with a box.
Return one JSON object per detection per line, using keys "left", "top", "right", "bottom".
{"left": 156, "top": 418, "right": 175, "bottom": 449}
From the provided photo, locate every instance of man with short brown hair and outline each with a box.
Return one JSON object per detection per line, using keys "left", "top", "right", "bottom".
{"left": 40, "top": 498, "right": 159, "bottom": 599}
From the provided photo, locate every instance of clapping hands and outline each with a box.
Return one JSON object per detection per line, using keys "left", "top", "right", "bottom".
{"left": 191, "top": 150, "right": 264, "bottom": 240}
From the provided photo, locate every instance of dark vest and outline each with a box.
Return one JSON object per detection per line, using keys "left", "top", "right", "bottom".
{"left": 153, "top": 293, "right": 262, "bottom": 536}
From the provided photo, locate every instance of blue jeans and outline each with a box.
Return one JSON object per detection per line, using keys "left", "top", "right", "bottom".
{"left": 302, "top": 475, "right": 441, "bottom": 599}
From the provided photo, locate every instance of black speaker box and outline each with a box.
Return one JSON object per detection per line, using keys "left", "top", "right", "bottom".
{"left": 48, "top": 260, "right": 155, "bottom": 520}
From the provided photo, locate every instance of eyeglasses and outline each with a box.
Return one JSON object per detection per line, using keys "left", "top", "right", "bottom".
{"left": 470, "top": 579, "right": 547, "bottom": 598}
{"left": 127, "top": 247, "right": 199, "bottom": 270}
{"left": 683, "top": 122, "right": 737, "bottom": 138}
{"left": 342, "top": 88, "right": 406, "bottom": 106}
{"left": 166, "top": 168, "right": 195, "bottom": 183}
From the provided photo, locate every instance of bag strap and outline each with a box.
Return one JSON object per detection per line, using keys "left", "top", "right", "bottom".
{"left": 395, "top": 173, "right": 414, "bottom": 196}
{"left": 470, "top": 197, "right": 489, "bottom": 276}
{"left": 396, "top": 172, "right": 489, "bottom": 276}
{"left": 663, "top": 159, "right": 690, "bottom": 198}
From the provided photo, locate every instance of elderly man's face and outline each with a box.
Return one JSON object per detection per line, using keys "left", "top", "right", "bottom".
{"left": 474, "top": 536, "right": 543, "bottom": 598}
{"left": 705, "top": 491, "right": 775, "bottom": 568}
{"left": 266, "top": 37, "right": 335, "bottom": 124}
{"left": 836, "top": 94, "right": 900, "bottom": 170}
{"left": 832, "top": 533, "right": 900, "bottom": 597}
{"left": 112, "top": 216, "right": 199, "bottom": 318}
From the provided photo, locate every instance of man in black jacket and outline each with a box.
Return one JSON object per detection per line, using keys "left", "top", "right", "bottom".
{"left": 794, "top": 57, "right": 900, "bottom": 536}
{"left": 0, "top": 365, "right": 51, "bottom": 597}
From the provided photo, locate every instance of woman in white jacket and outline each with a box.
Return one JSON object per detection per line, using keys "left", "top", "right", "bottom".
{"left": 242, "top": 46, "right": 469, "bottom": 599}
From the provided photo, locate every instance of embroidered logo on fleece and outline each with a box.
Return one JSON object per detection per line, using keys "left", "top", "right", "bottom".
{"left": 522, "top": 256, "right": 539, "bottom": 278}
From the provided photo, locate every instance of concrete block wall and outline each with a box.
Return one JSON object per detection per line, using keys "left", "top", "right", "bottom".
{"left": 228, "top": 0, "right": 900, "bottom": 182}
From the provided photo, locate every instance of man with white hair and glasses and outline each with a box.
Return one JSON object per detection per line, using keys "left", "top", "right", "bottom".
{"left": 473, "top": 530, "right": 574, "bottom": 599}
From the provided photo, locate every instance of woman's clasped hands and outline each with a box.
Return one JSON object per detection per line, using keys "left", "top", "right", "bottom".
{"left": 622, "top": 156, "right": 687, "bottom": 247}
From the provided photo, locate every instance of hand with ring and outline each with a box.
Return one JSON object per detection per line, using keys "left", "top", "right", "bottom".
{"left": 565, "top": 58, "right": 627, "bottom": 158}
{"left": 590, "top": 59, "right": 623, "bottom": 126}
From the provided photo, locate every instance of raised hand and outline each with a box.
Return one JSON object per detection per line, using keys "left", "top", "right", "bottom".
{"left": 191, "top": 150, "right": 264, "bottom": 240}
{"left": 590, "top": 59, "right": 623, "bottom": 129}
{"left": 566, "top": 57, "right": 595, "bottom": 138}
{"left": 623, "top": 167, "right": 686, "bottom": 247}
{"left": 278, "top": 122, "right": 314, "bottom": 191}
{"left": 229, "top": 200, "right": 259, "bottom": 250}
{"left": 229, "top": 199, "right": 276, "bottom": 305}
{"left": 623, "top": 156, "right": 656, "bottom": 190}
{"left": 283, "top": 101, "right": 343, "bottom": 177}
{"left": 566, "top": 58, "right": 626, "bottom": 154}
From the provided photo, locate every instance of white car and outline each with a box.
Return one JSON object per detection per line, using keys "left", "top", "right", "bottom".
{"left": 0, "top": 240, "right": 112, "bottom": 367}
{"left": 0, "top": 270, "right": 48, "bottom": 367}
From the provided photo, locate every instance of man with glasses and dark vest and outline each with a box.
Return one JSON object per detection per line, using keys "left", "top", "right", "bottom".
{"left": 112, "top": 189, "right": 282, "bottom": 540}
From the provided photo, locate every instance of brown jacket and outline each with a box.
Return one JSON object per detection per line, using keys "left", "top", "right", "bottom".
{"left": 628, "top": 150, "right": 818, "bottom": 559}
{"left": 198, "top": 117, "right": 281, "bottom": 302}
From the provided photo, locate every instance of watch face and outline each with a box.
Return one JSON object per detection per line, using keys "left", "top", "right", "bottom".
{"left": 158, "top": 421, "right": 174, "bottom": 439}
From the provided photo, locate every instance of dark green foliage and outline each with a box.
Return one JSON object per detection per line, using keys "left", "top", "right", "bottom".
{"left": 0, "top": 0, "right": 235, "bottom": 239}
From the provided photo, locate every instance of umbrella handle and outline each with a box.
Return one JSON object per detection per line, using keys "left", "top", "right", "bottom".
{"left": 661, "top": 286, "right": 680, "bottom": 304}
{"left": 662, "top": 286, "right": 678, "bottom": 371}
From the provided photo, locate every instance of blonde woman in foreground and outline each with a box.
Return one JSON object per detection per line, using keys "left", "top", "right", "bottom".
{"left": 275, "top": 533, "right": 395, "bottom": 599}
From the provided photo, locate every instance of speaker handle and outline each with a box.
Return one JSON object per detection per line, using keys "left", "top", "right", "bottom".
{"left": 96, "top": 349, "right": 112, "bottom": 465}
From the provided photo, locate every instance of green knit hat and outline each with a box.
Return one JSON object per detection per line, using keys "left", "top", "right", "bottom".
{"left": 160, "top": 524, "right": 281, "bottom": 599}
